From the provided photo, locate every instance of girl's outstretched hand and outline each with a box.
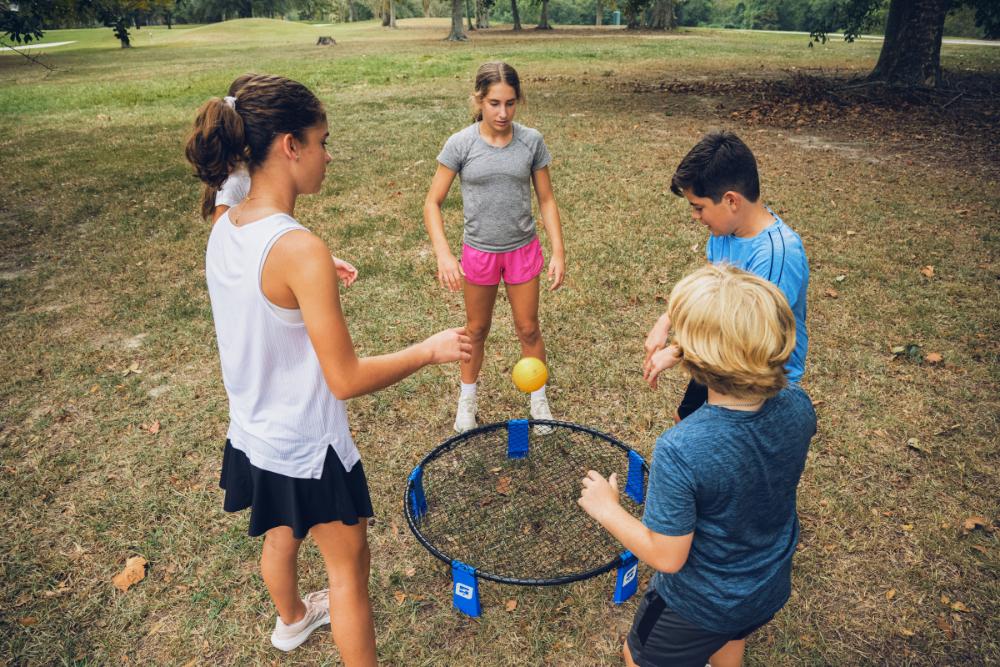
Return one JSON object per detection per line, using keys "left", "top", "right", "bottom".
{"left": 332, "top": 256, "right": 358, "bottom": 287}
{"left": 547, "top": 254, "right": 565, "bottom": 291}
{"left": 644, "top": 344, "right": 682, "bottom": 389}
{"left": 578, "top": 471, "right": 619, "bottom": 524}
{"left": 422, "top": 327, "right": 472, "bottom": 364}
{"left": 437, "top": 253, "right": 464, "bottom": 292}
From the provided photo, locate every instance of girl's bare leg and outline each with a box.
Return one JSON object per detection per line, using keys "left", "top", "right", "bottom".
{"left": 461, "top": 281, "right": 500, "bottom": 383}
{"left": 310, "top": 519, "right": 376, "bottom": 667}
{"left": 505, "top": 276, "right": 544, "bottom": 361}
{"left": 261, "top": 526, "right": 305, "bottom": 624}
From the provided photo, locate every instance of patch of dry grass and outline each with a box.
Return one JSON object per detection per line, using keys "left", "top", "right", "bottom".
{"left": 1, "top": 18, "right": 998, "bottom": 666}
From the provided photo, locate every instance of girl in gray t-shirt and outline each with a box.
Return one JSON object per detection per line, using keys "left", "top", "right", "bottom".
{"left": 424, "top": 61, "right": 566, "bottom": 434}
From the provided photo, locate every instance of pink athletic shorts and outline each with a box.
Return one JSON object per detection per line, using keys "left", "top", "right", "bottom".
{"left": 461, "top": 237, "right": 544, "bottom": 286}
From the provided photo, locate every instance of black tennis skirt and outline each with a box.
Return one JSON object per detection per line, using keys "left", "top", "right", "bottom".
{"left": 219, "top": 440, "right": 374, "bottom": 539}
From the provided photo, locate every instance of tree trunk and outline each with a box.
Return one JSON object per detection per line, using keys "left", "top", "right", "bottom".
{"left": 447, "top": 0, "right": 466, "bottom": 39}
{"left": 423, "top": 0, "right": 430, "bottom": 17}
{"left": 237, "top": 0, "right": 252, "bottom": 18}
{"left": 476, "top": 0, "right": 488, "bottom": 28}
{"left": 536, "top": 0, "right": 551, "bottom": 29}
{"left": 466, "top": 0, "right": 475, "bottom": 30}
{"left": 164, "top": 11, "right": 172, "bottom": 28}
{"left": 595, "top": 0, "right": 602, "bottom": 26}
{"left": 113, "top": 18, "right": 131, "bottom": 47}
{"left": 389, "top": 0, "right": 397, "bottom": 27}
{"left": 869, "top": 0, "right": 947, "bottom": 87}
{"left": 511, "top": 0, "right": 521, "bottom": 30}
{"left": 348, "top": 0, "right": 357, "bottom": 22}
{"left": 647, "top": 0, "right": 674, "bottom": 29}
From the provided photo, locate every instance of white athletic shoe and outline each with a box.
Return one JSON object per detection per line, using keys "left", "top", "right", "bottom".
{"left": 454, "top": 394, "right": 478, "bottom": 433}
{"left": 270, "top": 589, "right": 330, "bottom": 652}
{"left": 530, "top": 396, "right": 554, "bottom": 435}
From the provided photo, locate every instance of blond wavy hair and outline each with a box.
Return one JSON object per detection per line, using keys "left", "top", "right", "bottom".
{"left": 669, "top": 263, "right": 796, "bottom": 399}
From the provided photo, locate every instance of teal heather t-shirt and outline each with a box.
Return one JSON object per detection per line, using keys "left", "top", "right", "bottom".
{"left": 706, "top": 212, "right": 809, "bottom": 382}
{"left": 642, "top": 385, "right": 817, "bottom": 634}
{"left": 437, "top": 122, "right": 552, "bottom": 253}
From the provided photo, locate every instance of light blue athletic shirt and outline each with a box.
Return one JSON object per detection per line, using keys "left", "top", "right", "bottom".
{"left": 643, "top": 385, "right": 817, "bottom": 634}
{"left": 706, "top": 212, "right": 808, "bottom": 382}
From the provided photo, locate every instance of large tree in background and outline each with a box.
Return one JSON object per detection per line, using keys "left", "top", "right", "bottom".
{"left": 509, "top": 0, "right": 521, "bottom": 30}
{"left": 446, "top": 0, "right": 464, "bottom": 39}
{"left": 814, "top": 0, "right": 1000, "bottom": 87}
{"left": 533, "top": 0, "right": 551, "bottom": 29}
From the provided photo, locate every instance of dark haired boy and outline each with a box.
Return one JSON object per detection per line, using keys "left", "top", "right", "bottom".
{"left": 643, "top": 131, "right": 809, "bottom": 420}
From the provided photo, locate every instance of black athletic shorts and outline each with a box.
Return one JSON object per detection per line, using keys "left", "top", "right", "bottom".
{"left": 626, "top": 587, "right": 772, "bottom": 667}
{"left": 676, "top": 379, "right": 708, "bottom": 420}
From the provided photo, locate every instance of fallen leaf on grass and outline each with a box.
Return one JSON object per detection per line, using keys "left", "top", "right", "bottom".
{"left": 404, "top": 567, "right": 416, "bottom": 577}
{"left": 824, "top": 288, "right": 839, "bottom": 298}
{"left": 140, "top": 420, "right": 160, "bottom": 435}
{"left": 898, "top": 627, "right": 915, "bottom": 637}
{"left": 505, "top": 599, "right": 518, "bottom": 612}
{"left": 18, "top": 616, "right": 38, "bottom": 626}
{"left": 941, "top": 594, "right": 951, "bottom": 605}
{"left": 924, "top": 352, "right": 943, "bottom": 364}
{"left": 950, "top": 601, "right": 970, "bottom": 613}
{"left": 936, "top": 615, "right": 954, "bottom": 640}
{"left": 901, "top": 524, "right": 913, "bottom": 532}
{"left": 962, "top": 516, "right": 988, "bottom": 533}
{"left": 920, "top": 266, "right": 935, "bottom": 278}
{"left": 906, "top": 438, "right": 924, "bottom": 453}
{"left": 122, "top": 362, "right": 141, "bottom": 377}
{"left": 971, "top": 545, "right": 988, "bottom": 555}
{"left": 489, "top": 467, "right": 501, "bottom": 474}
{"left": 180, "top": 659, "right": 198, "bottom": 667}
{"left": 393, "top": 591, "right": 407, "bottom": 605}
{"left": 112, "top": 556, "right": 148, "bottom": 592}
{"left": 496, "top": 476, "right": 512, "bottom": 495}
{"left": 886, "top": 588, "right": 896, "bottom": 601}
{"left": 834, "top": 274, "right": 847, "bottom": 283}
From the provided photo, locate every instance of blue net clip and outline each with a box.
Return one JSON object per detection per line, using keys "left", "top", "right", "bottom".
{"left": 408, "top": 466, "right": 427, "bottom": 520}
{"left": 625, "top": 450, "right": 646, "bottom": 505}
{"left": 613, "top": 550, "right": 640, "bottom": 605}
{"left": 451, "top": 560, "right": 481, "bottom": 617}
{"left": 507, "top": 419, "right": 529, "bottom": 459}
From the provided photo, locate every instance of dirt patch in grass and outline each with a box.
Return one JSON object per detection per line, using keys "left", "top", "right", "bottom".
{"left": 618, "top": 69, "right": 1000, "bottom": 178}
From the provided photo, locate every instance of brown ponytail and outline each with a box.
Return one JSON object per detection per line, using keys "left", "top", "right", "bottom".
{"left": 185, "top": 73, "right": 326, "bottom": 219}
{"left": 469, "top": 61, "right": 524, "bottom": 123}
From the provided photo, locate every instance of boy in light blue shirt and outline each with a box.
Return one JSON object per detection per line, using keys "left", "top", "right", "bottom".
{"left": 644, "top": 131, "right": 809, "bottom": 418}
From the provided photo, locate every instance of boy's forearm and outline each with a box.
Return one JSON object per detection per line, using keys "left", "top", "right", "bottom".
{"left": 593, "top": 504, "right": 688, "bottom": 574}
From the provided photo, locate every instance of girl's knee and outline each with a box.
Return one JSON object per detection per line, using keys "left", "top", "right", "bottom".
{"left": 514, "top": 321, "right": 541, "bottom": 345}
{"left": 465, "top": 322, "right": 491, "bottom": 342}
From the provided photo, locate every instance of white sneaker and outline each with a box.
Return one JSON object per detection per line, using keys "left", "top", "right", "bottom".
{"left": 530, "top": 396, "right": 554, "bottom": 435}
{"left": 454, "top": 394, "right": 478, "bottom": 433}
{"left": 270, "top": 589, "right": 330, "bottom": 652}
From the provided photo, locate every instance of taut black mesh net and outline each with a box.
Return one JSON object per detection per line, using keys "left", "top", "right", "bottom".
{"left": 406, "top": 421, "right": 646, "bottom": 585}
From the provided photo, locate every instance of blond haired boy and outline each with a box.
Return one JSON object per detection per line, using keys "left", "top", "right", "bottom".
{"left": 580, "top": 264, "right": 817, "bottom": 667}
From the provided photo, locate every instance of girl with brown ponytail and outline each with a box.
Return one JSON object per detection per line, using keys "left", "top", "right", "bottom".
{"left": 186, "top": 75, "right": 471, "bottom": 662}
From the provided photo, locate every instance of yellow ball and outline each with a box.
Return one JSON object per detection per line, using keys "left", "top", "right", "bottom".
{"left": 512, "top": 357, "right": 548, "bottom": 393}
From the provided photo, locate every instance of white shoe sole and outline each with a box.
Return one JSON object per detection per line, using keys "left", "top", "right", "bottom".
{"left": 270, "top": 611, "right": 331, "bottom": 652}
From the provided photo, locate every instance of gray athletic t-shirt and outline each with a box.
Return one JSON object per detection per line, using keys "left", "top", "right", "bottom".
{"left": 437, "top": 122, "right": 552, "bottom": 253}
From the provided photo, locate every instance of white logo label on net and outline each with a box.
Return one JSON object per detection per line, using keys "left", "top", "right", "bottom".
{"left": 455, "top": 582, "right": 474, "bottom": 600}
{"left": 623, "top": 564, "right": 637, "bottom": 586}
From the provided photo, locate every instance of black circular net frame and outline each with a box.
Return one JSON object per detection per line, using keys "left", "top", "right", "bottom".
{"left": 405, "top": 420, "right": 647, "bottom": 586}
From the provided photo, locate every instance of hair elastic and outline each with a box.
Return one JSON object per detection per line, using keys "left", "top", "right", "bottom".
{"left": 223, "top": 96, "right": 237, "bottom": 110}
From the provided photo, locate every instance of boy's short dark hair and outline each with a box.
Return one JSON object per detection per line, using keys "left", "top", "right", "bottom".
{"left": 670, "top": 131, "right": 760, "bottom": 204}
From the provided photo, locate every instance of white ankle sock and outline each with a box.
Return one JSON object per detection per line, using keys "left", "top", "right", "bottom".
{"left": 531, "top": 385, "right": 547, "bottom": 402}
{"left": 460, "top": 382, "right": 477, "bottom": 399}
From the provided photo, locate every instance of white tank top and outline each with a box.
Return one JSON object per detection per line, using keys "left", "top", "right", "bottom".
{"left": 205, "top": 212, "right": 359, "bottom": 479}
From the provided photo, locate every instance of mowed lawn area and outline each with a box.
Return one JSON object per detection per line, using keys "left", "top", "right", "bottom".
{"left": 1, "top": 17, "right": 997, "bottom": 666}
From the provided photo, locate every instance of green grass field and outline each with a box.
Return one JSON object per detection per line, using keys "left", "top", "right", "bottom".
{"left": 1, "top": 17, "right": 998, "bottom": 666}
